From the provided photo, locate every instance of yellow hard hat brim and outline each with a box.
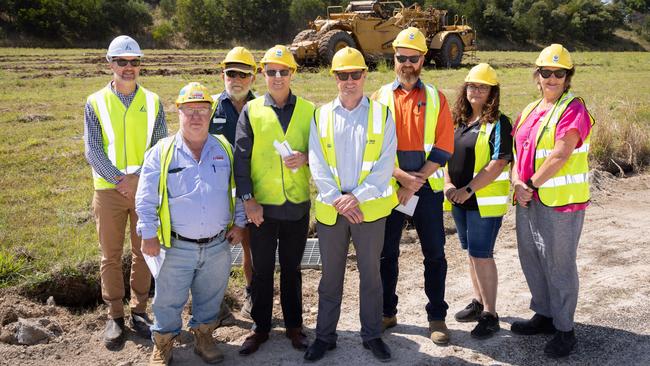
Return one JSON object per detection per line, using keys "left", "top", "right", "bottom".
{"left": 535, "top": 60, "right": 573, "bottom": 70}
{"left": 464, "top": 77, "right": 498, "bottom": 86}
{"left": 330, "top": 65, "right": 368, "bottom": 74}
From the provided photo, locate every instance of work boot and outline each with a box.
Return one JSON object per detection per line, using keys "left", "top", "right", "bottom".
{"left": 241, "top": 287, "right": 252, "bottom": 320}
{"left": 131, "top": 312, "right": 153, "bottom": 339}
{"left": 191, "top": 322, "right": 223, "bottom": 364}
{"left": 103, "top": 317, "right": 126, "bottom": 350}
{"left": 216, "top": 301, "right": 232, "bottom": 328}
{"left": 454, "top": 299, "right": 484, "bottom": 322}
{"left": 511, "top": 314, "right": 557, "bottom": 335}
{"left": 544, "top": 329, "right": 576, "bottom": 358}
{"left": 471, "top": 312, "right": 500, "bottom": 339}
{"left": 149, "top": 332, "right": 176, "bottom": 366}
{"left": 382, "top": 315, "right": 397, "bottom": 331}
{"left": 429, "top": 320, "right": 450, "bottom": 345}
{"left": 286, "top": 327, "right": 309, "bottom": 350}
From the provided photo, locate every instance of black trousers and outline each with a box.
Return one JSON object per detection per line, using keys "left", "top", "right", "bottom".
{"left": 248, "top": 214, "right": 309, "bottom": 333}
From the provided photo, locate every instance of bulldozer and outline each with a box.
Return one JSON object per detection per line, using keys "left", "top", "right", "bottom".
{"left": 289, "top": 1, "right": 476, "bottom": 68}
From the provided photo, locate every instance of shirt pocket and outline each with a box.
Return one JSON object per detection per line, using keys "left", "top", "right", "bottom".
{"left": 208, "top": 160, "right": 231, "bottom": 193}
{"left": 167, "top": 166, "right": 196, "bottom": 198}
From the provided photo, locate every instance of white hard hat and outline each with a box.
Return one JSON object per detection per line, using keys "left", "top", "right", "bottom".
{"left": 106, "top": 35, "right": 143, "bottom": 61}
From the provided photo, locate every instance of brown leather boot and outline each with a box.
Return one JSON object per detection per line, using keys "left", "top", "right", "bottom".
{"left": 285, "top": 327, "right": 308, "bottom": 350}
{"left": 149, "top": 332, "right": 176, "bottom": 366}
{"left": 191, "top": 322, "right": 224, "bottom": 364}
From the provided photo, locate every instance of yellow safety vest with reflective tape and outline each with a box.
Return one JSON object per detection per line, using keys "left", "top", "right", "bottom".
{"left": 516, "top": 92, "right": 594, "bottom": 207}
{"left": 87, "top": 84, "right": 159, "bottom": 189}
{"left": 248, "top": 96, "right": 314, "bottom": 205}
{"left": 375, "top": 82, "right": 444, "bottom": 192}
{"left": 156, "top": 134, "right": 235, "bottom": 248}
{"left": 443, "top": 118, "right": 511, "bottom": 217}
{"left": 314, "top": 99, "right": 399, "bottom": 225}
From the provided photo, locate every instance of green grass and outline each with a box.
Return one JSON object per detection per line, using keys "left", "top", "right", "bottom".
{"left": 1, "top": 48, "right": 649, "bottom": 288}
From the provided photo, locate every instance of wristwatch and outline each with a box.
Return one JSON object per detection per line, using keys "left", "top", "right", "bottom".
{"left": 465, "top": 186, "right": 473, "bottom": 194}
{"left": 240, "top": 193, "right": 253, "bottom": 201}
{"left": 526, "top": 178, "right": 539, "bottom": 191}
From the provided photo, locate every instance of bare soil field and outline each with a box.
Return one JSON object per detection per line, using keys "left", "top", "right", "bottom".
{"left": 1, "top": 171, "right": 648, "bottom": 366}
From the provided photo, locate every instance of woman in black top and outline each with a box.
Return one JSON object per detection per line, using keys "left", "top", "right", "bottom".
{"left": 443, "top": 63, "right": 513, "bottom": 339}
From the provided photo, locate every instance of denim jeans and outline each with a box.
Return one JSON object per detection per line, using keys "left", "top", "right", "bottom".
{"left": 451, "top": 205, "right": 503, "bottom": 259}
{"left": 151, "top": 235, "right": 232, "bottom": 335}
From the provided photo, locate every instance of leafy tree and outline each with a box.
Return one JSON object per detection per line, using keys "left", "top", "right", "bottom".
{"left": 176, "top": 0, "right": 228, "bottom": 47}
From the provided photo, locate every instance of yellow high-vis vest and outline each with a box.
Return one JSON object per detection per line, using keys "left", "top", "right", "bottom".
{"left": 156, "top": 134, "right": 235, "bottom": 248}
{"left": 516, "top": 92, "right": 595, "bottom": 207}
{"left": 87, "top": 83, "right": 159, "bottom": 189}
{"left": 375, "top": 82, "right": 444, "bottom": 192}
{"left": 314, "top": 99, "right": 399, "bottom": 225}
{"left": 247, "top": 96, "right": 314, "bottom": 205}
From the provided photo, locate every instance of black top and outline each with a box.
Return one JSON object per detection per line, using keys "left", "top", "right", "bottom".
{"left": 447, "top": 113, "right": 513, "bottom": 210}
{"left": 208, "top": 90, "right": 256, "bottom": 144}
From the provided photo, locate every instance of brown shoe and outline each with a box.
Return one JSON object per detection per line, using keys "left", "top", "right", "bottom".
{"left": 191, "top": 322, "right": 223, "bottom": 364}
{"left": 429, "top": 320, "right": 450, "bottom": 345}
{"left": 149, "top": 332, "right": 176, "bottom": 365}
{"left": 239, "top": 332, "right": 269, "bottom": 356}
{"left": 285, "top": 327, "right": 308, "bottom": 351}
{"left": 382, "top": 316, "right": 397, "bottom": 331}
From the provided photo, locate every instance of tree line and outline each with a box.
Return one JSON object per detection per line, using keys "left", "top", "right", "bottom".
{"left": 0, "top": 0, "right": 648, "bottom": 48}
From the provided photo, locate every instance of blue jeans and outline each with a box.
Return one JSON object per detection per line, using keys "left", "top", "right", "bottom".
{"left": 451, "top": 206, "right": 503, "bottom": 259}
{"left": 380, "top": 186, "right": 448, "bottom": 321}
{"left": 151, "top": 236, "right": 231, "bottom": 335}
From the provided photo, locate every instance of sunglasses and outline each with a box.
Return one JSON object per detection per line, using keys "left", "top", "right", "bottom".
{"left": 336, "top": 71, "right": 363, "bottom": 81}
{"left": 179, "top": 107, "right": 211, "bottom": 116}
{"left": 225, "top": 70, "right": 252, "bottom": 79}
{"left": 113, "top": 58, "right": 141, "bottom": 67}
{"left": 395, "top": 54, "right": 421, "bottom": 64}
{"left": 264, "top": 69, "right": 291, "bottom": 77}
{"left": 538, "top": 68, "right": 567, "bottom": 79}
{"left": 467, "top": 84, "right": 490, "bottom": 93}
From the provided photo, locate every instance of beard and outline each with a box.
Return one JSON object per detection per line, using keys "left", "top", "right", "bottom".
{"left": 396, "top": 65, "right": 421, "bottom": 85}
{"left": 226, "top": 86, "right": 249, "bottom": 101}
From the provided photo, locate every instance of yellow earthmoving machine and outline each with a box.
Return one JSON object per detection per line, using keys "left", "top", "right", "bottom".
{"left": 289, "top": 1, "right": 476, "bottom": 67}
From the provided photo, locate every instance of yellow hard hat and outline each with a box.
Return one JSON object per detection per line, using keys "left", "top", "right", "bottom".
{"left": 392, "top": 27, "right": 428, "bottom": 53}
{"left": 330, "top": 47, "right": 367, "bottom": 74}
{"left": 220, "top": 46, "right": 256, "bottom": 71}
{"left": 536, "top": 44, "right": 573, "bottom": 69}
{"left": 260, "top": 45, "right": 297, "bottom": 71}
{"left": 175, "top": 82, "right": 213, "bottom": 107}
{"left": 465, "top": 63, "right": 498, "bottom": 86}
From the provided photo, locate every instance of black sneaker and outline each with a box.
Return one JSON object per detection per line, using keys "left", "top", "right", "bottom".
{"left": 104, "top": 317, "right": 126, "bottom": 349}
{"left": 130, "top": 312, "right": 153, "bottom": 339}
{"left": 454, "top": 299, "right": 484, "bottom": 322}
{"left": 511, "top": 313, "right": 556, "bottom": 335}
{"left": 471, "top": 312, "right": 500, "bottom": 339}
{"left": 544, "top": 329, "right": 576, "bottom": 358}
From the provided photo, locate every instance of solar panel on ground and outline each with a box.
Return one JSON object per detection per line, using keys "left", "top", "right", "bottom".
{"left": 230, "top": 238, "right": 321, "bottom": 269}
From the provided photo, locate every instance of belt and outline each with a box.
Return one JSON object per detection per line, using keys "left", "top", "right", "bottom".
{"left": 170, "top": 230, "right": 225, "bottom": 244}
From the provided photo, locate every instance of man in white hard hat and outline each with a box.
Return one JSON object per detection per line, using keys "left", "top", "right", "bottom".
{"left": 83, "top": 35, "right": 167, "bottom": 349}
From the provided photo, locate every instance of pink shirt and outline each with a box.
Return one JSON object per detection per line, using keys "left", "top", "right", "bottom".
{"left": 513, "top": 99, "right": 592, "bottom": 212}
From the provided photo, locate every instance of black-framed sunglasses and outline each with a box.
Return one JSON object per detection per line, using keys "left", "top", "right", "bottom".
{"left": 335, "top": 71, "right": 364, "bottom": 81}
{"left": 538, "top": 68, "right": 567, "bottom": 79}
{"left": 264, "top": 69, "right": 291, "bottom": 77}
{"left": 113, "top": 58, "right": 141, "bottom": 67}
{"left": 395, "top": 54, "right": 421, "bottom": 64}
{"left": 225, "top": 70, "right": 252, "bottom": 79}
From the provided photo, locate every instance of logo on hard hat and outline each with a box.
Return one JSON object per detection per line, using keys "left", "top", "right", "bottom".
{"left": 190, "top": 91, "right": 204, "bottom": 99}
{"left": 125, "top": 44, "right": 132, "bottom": 50}
{"left": 179, "top": 88, "right": 187, "bottom": 96}
{"left": 408, "top": 33, "right": 415, "bottom": 40}
{"left": 275, "top": 49, "right": 283, "bottom": 57}
{"left": 552, "top": 55, "right": 559, "bottom": 62}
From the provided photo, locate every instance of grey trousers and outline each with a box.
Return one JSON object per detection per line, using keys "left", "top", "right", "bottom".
{"left": 516, "top": 199, "right": 585, "bottom": 331}
{"left": 315, "top": 215, "right": 386, "bottom": 343}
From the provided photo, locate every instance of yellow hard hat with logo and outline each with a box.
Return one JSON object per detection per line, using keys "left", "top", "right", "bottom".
{"left": 221, "top": 46, "right": 257, "bottom": 71}
{"left": 536, "top": 44, "right": 573, "bottom": 69}
{"left": 330, "top": 47, "right": 367, "bottom": 74}
{"left": 392, "top": 27, "right": 428, "bottom": 53}
{"left": 175, "top": 82, "right": 214, "bottom": 107}
{"left": 465, "top": 63, "right": 498, "bottom": 86}
{"left": 260, "top": 45, "right": 297, "bottom": 71}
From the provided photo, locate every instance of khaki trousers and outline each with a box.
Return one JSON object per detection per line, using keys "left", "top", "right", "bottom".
{"left": 93, "top": 189, "right": 150, "bottom": 319}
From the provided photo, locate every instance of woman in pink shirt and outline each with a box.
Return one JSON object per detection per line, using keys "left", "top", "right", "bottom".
{"left": 510, "top": 44, "right": 594, "bottom": 359}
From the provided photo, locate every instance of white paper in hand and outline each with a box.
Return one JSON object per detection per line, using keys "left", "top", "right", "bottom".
{"left": 273, "top": 140, "right": 298, "bottom": 172}
{"left": 144, "top": 249, "right": 166, "bottom": 279}
{"left": 395, "top": 195, "right": 419, "bottom": 216}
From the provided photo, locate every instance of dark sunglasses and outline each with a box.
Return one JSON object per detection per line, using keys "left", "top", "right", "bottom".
{"left": 264, "top": 69, "right": 290, "bottom": 77}
{"left": 225, "top": 70, "right": 252, "bottom": 79}
{"left": 113, "top": 58, "right": 141, "bottom": 67}
{"left": 336, "top": 71, "right": 363, "bottom": 81}
{"left": 395, "top": 54, "right": 421, "bottom": 64}
{"left": 538, "top": 68, "right": 567, "bottom": 79}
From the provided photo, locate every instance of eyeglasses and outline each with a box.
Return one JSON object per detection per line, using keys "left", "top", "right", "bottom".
{"left": 538, "top": 68, "right": 567, "bottom": 79}
{"left": 467, "top": 84, "right": 491, "bottom": 93}
{"left": 395, "top": 54, "right": 421, "bottom": 64}
{"left": 335, "top": 71, "right": 363, "bottom": 81}
{"left": 225, "top": 70, "right": 252, "bottom": 79}
{"left": 113, "top": 58, "right": 141, "bottom": 67}
{"left": 179, "top": 107, "right": 211, "bottom": 116}
{"left": 264, "top": 69, "right": 291, "bottom": 77}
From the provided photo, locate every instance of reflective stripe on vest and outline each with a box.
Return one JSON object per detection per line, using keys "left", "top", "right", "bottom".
{"left": 248, "top": 96, "right": 314, "bottom": 205}
{"left": 376, "top": 82, "right": 444, "bottom": 191}
{"left": 156, "top": 134, "right": 235, "bottom": 248}
{"left": 473, "top": 120, "right": 511, "bottom": 217}
{"left": 516, "top": 92, "right": 595, "bottom": 207}
{"left": 88, "top": 84, "right": 158, "bottom": 189}
{"left": 314, "top": 99, "right": 398, "bottom": 225}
